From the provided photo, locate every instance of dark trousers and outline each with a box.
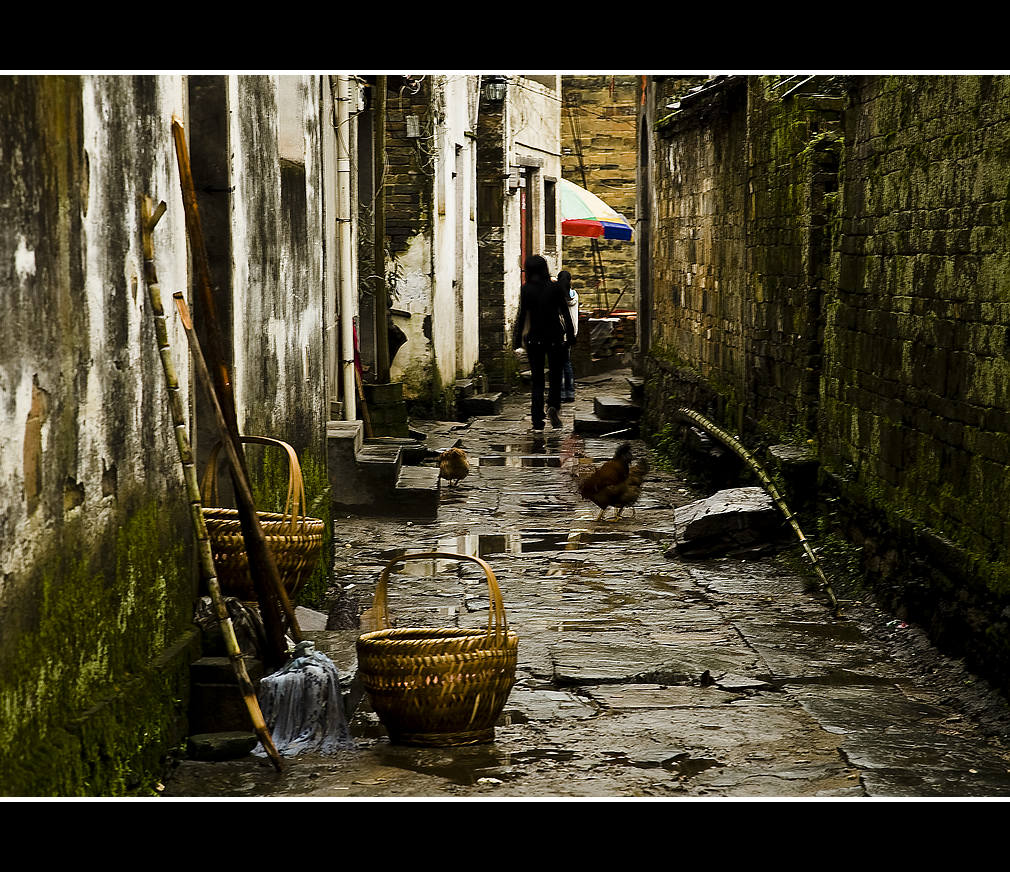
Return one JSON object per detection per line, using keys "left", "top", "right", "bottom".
{"left": 527, "top": 342, "right": 566, "bottom": 428}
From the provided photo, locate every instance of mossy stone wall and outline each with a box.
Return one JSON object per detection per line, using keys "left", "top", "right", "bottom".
{"left": 644, "top": 73, "right": 1010, "bottom": 687}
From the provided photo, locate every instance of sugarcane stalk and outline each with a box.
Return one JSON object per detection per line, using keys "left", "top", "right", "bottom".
{"left": 141, "top": 197, "right": 282, "bottom": 771}
{"left": 173, "top": 292, "right": 303, "bottom": 643}
{"left": 172, "top": 117, "right": 290, "bottom": 667}
{"left": 676, "top": 407, "right": 841, "bottom": 616}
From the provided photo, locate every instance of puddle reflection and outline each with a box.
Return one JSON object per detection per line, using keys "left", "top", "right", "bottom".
{"left": 375, "top": 530, "right": 640, "bottom": 573}
{"left": 478, "top": 455, "right": 562, "bottom": 468}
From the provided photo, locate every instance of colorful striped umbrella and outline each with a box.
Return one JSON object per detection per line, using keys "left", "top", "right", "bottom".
{"left": 559, "top": 178, "right": 633, "bottom": 241}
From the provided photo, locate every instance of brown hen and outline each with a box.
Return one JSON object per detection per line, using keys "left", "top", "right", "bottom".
{"left": 438, "top": 447, "right": 470, "bottom": 488}
{"left": 577, "top": 442, "right": 634, "bottom": 521}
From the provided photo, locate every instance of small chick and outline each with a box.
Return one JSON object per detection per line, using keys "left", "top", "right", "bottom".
{"left": 438, "top": 446, "right": 470, "bottom": 488}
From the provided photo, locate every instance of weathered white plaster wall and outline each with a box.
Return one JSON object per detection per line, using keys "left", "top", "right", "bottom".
{"left": 1, "top": 75, "right": 190, "bottom": 590}
{"left": 229, "top": 75, "right": 328, "bottom": 446}
{"left": 390, "top": 74, "right": 482, "bottom": 399}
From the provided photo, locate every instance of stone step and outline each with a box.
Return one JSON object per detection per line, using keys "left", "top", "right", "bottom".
{"left": 460, "top": 392, "right": 504, "bottom": 417}
{"left": 365, "top": 436, "right": 427, "bottom": 465}
{"left": 392, "top": 465, "right": 441, "bottom": 520}
{"left": 627, "top": 376, "right": 645, "bottom": 403}
{"left": 326, "top": 416, "right": 439, "bottom": 517}
{"left": 188, "top": 655, "right": 264, "bottom": 736}
{"left": 593, "top": 396, "right": 642, "bottom": 421}
{"left": 454, "top": 378, "right": 477, "bottom": 400}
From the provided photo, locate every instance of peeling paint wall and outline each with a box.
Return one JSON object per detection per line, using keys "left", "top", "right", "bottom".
{"left": 0, "top": 73, "right": 337, "bottom": 794}
{"left": 475, "top": 76, "right": 562, "bottom": 391}
{"left": 229, "top": 75, "right": 327, "bottom": 454}
{"left": 0, "top": 75, "right": 195, "bottom": 795}
{"left": 505, "top": 75, "right": 563, "bottom": 333}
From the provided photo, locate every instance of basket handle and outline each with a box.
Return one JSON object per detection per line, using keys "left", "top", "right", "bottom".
{"left": 372, "top": 551, "right": 509, "bottom": 644}
{"left": 199, "top": 435, "right": 307, "bottom": 536}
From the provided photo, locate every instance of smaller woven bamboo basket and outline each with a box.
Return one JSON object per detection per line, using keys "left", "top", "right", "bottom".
{"left": 356, "top": 551, "right": 519, "bottom": 747}
{"left": 200, "top": 436, "right": 325, "bottom": 602}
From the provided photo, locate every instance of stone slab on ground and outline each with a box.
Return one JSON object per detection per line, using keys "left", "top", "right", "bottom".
{"left": 460, "top": 392, "right": 504, "bottom": 416}
{"left": 668, "top": 486, "right": 786, "bottom": 558}
{"left": 550, "top": 639, "right": 760, "bottom": 685}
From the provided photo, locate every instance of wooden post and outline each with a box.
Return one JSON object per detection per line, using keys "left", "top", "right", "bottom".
{"left": 172, "top": 118, "right": 292, "bottom": 670}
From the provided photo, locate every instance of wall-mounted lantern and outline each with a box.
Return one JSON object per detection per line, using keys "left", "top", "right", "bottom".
{"left": 484, "top": 75, "right": 508, "bottom": 103}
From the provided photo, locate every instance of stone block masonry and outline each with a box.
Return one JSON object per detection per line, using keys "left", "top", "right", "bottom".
{"left": 562, "top": 75, "right": 640, "bottom": 313}
{"left": 642, "top": 74, "right": 1010, "bottom": 692}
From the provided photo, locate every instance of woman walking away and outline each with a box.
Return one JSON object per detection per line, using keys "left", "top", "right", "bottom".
{"left": 557, "top": 270, "right": 579, "bottom": 403}
{"left": 513, "top": 255, "right": 576, "bottom": 432}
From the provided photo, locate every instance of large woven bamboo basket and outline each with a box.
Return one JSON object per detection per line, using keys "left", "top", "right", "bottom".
{"left": 200, "top": 436, "right": 325, "bottom": 602}
{"left": 356, "top": 551, "right": 519, "bottom": 747}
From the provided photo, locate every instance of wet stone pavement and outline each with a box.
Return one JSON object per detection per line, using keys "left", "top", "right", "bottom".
{"left": 163, "top": 372, "right": 1010, "bottom": 799}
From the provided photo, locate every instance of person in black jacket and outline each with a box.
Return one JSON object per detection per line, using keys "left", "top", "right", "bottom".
{"left": 513, "top": 255, "right": 576, "bottom": 431}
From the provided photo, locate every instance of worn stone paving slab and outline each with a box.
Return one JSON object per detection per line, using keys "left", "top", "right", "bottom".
{"left": 582, "top": 683, "right": 747, "bottom": 710}
{"left": 550, "top": 639, "right": 761, "bottom": 685}
{"left": 787, "top": 683, "right": 1010, "bottom": 796}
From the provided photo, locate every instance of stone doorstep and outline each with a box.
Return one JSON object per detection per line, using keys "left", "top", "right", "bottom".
{"left": 573, "top": 413, "right": 640, "bottom": 438}
{"left": 454, "top": 378, "right": 477, "bottom": 400}
{"left": 366, "top": 436, "right": 427, "bottom": 465}
{"left": 395, "top": 466, "right": 441, "bottom": 519}
{"left": 328, "top": 410, "right": 442, "bottom": 519}
{"left": 593, "top": 395, "right": 643, "bottom": 421}
{"left": 460, "top": 392, "right": 504, "bottom": 416}
{"left": 362, "top": 381, "right": 403, "bottom": 406}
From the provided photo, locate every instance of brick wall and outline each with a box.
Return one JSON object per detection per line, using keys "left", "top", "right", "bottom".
{"left": 647, "top": 76, "right": 844, "bottom": 437}
{"left": 643, "top": 73, "right": 1010, "bottom": 686}
{"left": 822, "top": 75, "right": 1010, "bottom": 585}
{"left": 383, "top": 78, "right": 434, "bottom": 259}
{"left": 561, "top": 75, "right": 640, "bottom": 313}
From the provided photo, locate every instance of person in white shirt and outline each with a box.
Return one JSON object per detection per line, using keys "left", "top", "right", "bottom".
{"left": 557, "top": 270, "right": 578, "bottom": 403}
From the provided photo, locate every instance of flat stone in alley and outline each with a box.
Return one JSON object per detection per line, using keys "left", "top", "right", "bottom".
{"left": 163, "top": 373, "right": 1010, "bottom": 799}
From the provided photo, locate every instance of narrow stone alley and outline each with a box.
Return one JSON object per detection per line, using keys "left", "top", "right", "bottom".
{"left": 163, "top": 371, "right": 1010, "bottom": 799}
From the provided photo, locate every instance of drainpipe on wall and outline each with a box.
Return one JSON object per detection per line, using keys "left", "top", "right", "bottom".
{"left": 335, "top": 75, "right": 357, "bottom": 421}
{"left": 373, "top": 75, "right": 390, "bottom": 384}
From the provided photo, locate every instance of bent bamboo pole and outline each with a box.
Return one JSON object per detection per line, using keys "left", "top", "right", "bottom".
{"left": 676, "top": 408, "right": 841, "bottom": 616}
{"left": 142, "top": 197, "right": 282, "bottom": 771}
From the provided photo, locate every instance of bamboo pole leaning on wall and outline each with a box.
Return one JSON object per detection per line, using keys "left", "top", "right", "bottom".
{"left": 676, "top": 407, "right": 841, "bottom": 617}
{"left": 142, "top": 197, "right": 283, "bottom": 771}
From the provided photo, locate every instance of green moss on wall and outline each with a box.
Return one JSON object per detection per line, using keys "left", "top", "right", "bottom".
{"left": 0, "top": 496, "right": 195, "bottom": 796}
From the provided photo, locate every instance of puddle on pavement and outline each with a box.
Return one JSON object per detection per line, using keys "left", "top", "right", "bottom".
{"left": 603, "top": 750, "right": 722, "bottom": 778}
{"left": 376, "top": 531, "right": 642, "bottom": 572}
{"left": 369, "top": 745, "right": 578, "bottom": 786}
{"left": 478, "top": 454, "right": 562, "bottom": 468}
